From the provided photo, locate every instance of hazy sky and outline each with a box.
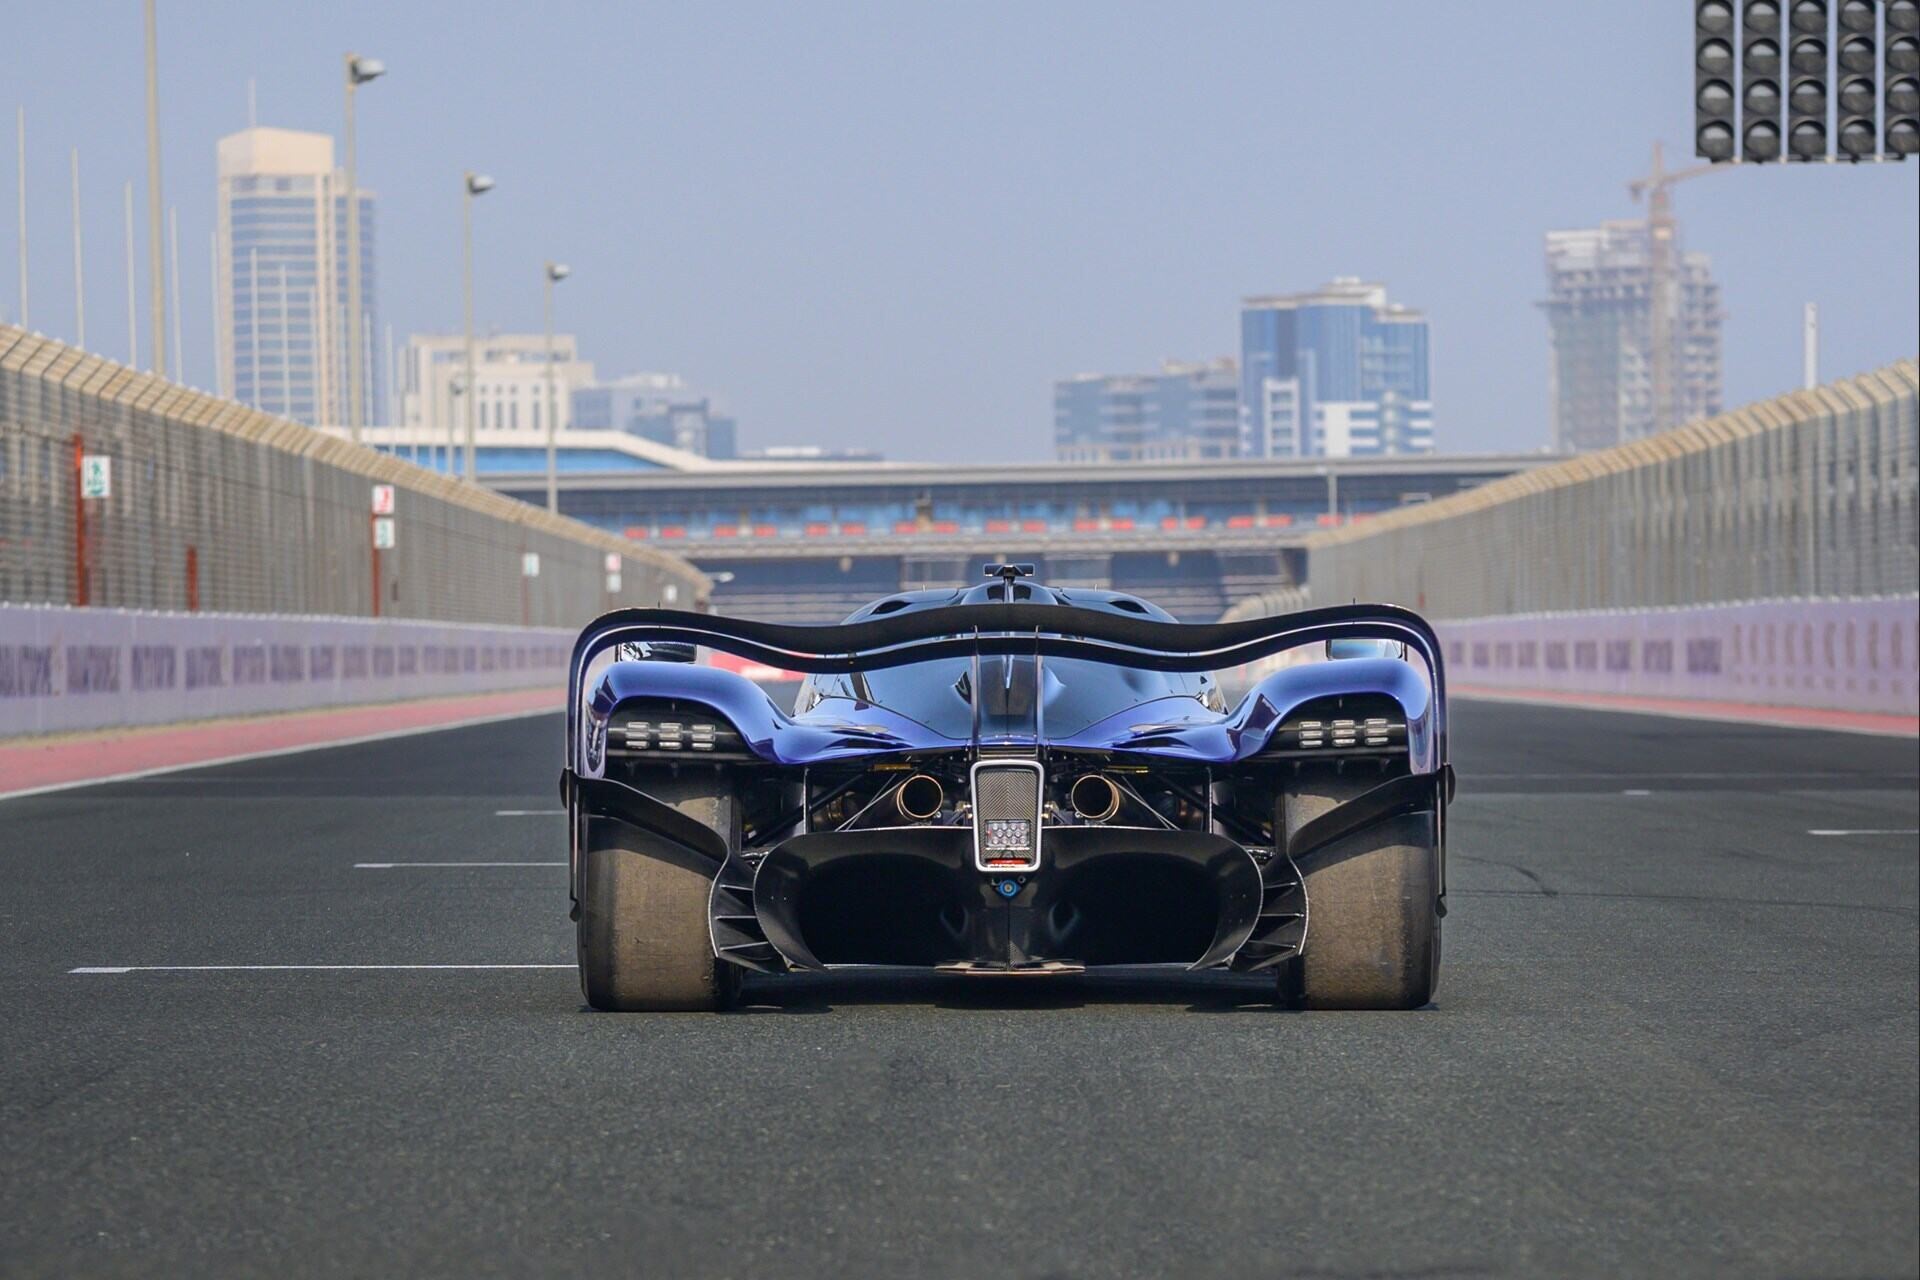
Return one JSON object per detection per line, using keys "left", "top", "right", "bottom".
{"left": 6, "top": 1, "right": 1917, "bottom": 460}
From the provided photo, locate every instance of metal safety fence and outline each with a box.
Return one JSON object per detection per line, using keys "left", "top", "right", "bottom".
{"left": 0, "top": 324, "right": 708, "bottom": 626}
{"left": 1306, "top": 358, "right": 1918, "bottom": 618}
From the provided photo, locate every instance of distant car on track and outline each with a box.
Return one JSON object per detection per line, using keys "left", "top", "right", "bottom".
{"left": 563, "top": 565, "right": 1451, "bottom": 1010}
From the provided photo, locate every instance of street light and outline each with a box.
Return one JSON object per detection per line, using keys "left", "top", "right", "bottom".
{"left": 343, "top": 52, "right": 385, "bottom": 444}
{"left": 461, "top": 171, "right": 495, "bottom": 482}
{"left": 543, "top": 261, "right": 571, "bottom": 513}
{"left": 445, "top": 376, "right": 465, "bottom": 477}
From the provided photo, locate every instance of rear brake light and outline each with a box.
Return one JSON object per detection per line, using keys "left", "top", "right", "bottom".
{"left": 1269, "top": 706, "right": 1406, "bottom": 754}
{"left": 610, "top": 713, "right": 747, "bottom": 757}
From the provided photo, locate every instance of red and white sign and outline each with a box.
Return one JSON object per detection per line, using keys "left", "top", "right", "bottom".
{"left": 370, "top": 484, "right": 395, "bottom": 515}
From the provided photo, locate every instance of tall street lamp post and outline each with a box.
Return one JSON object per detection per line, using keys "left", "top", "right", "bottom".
{"left": 461, "top": 171, "right": 494, "bottom": 482}
{"left": 446, "top": 378, "right": 464, "bottom": 477}
{"left": 143, "top": 0, "right": 166, "bottom": 373}
{"left": 343, "top": 52, "right": 384, "bottom": 443}
{"left": 543, "top": 261, "right": 570, "bottom": 513}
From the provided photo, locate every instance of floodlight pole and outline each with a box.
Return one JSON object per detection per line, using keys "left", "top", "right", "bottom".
{"left": 461, "top": 171, "right": 494, "bottom": 481}
{"left": 143, "top": 0, "right": 167, "bottom": 374}
{"left": 344, "top": 52, "right": 384, "bottom": 441}
{"left": 1803, "top": 302, "right": 1819, "bottom": 389}
{"left": 70, "top": 149, "right": 84, "bottom": 349}
{"left": 543, "top": 261, "right": 570, "bottom": 513}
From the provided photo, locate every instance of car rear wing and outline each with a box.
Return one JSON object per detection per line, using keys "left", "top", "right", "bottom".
{"left": 565, "top": 601, "right": 1449, "bottom": 778}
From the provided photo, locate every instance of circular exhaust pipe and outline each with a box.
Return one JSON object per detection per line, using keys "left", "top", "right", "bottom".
{"left": 896, "top": 773, "right": 945, "bottom": 822}
{"left": 1070, "top": 773, "right": 1123, "bottom": 823}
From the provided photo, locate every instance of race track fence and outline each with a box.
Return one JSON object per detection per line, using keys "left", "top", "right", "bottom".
{"left": 0, "top": 324, "right": 707, "bottom": 625}
{"left": 1306, "top": 359, "right": 1918, "bottom": 617}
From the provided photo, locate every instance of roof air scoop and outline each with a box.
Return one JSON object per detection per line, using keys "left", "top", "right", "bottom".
{"left": 983, "top": 563, "right": 1036, "bottom": 587}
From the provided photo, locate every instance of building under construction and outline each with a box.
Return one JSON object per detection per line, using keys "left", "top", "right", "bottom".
{"left": 1540, "top": 219, "right": 1723, "bottom": 453}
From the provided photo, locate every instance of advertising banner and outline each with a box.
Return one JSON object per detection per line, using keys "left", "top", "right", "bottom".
{"left": 0, "top": 605, "right": 575, "bottom": 738}
{"left": 1437, "top": 597, "right": 1919, "bottom": 717}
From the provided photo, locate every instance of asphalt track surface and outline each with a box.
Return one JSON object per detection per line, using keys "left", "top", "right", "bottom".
{"left": 2, "top": 698, "right": 1916, "bottom": 1279}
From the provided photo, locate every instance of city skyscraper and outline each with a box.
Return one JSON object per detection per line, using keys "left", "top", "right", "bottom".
{"left": 1540, "top": 220, "right": 1723, "bottom": 453}
{"left": 214, "top": 127, "right": 378, "bottom": 426}
{"left": 1240, "top": 278, "right": 1433, "bottom": 459}
{"left": 1053, "top": 358, "right": 1240, "bottom": 462}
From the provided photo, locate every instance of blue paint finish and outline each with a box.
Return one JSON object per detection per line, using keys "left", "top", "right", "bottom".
{"left": 589, "top": 652, "right": 1434, "bottom": 773}
{"left": 1047, "top": 656, "right": 1434, "bottom": 772}
{"left": 588, "top": 661, "right": 952, "bottom": 767}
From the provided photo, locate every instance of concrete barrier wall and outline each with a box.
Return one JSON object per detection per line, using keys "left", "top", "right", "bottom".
{"left": 1307, "top": 360, "right": 1916, "bottom": 616}
{"left": 1, "top": 323, "right": 708, "bottom": 622}
{"left": 1437, "top": 597, "right": 1918, "bottom": 717}
{"left": 0, "top": 603, "right": 574, "bottom": 737}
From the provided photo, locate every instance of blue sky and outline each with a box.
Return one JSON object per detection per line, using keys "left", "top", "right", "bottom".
{"left": 5, "top": 0, "right": 1917, "bottom": 459}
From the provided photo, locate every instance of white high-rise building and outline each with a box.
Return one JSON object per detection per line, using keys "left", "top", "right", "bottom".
{"left": 214, "top": 127, "right": 378, "bottom": 426}
{"left": 1258, "top": 379, "right": 1432, "bottom": 459}
{"left": 398, "top": 332, "right": 596, "bottom": 441}
{"left": 1541, "top": 220, "right": 1722, "bottom": 453}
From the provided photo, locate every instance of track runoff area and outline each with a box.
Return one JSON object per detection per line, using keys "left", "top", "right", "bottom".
{"left": 1, "top": 687, "right": 1915, "bottom": 1278}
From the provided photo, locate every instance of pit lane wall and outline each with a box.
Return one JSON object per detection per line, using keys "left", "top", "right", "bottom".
{"left": 0, "top": 604, "right": 574, "bottom": 737}
{"left": 1297, "top": 359, "right": 1918, "bottom": 718}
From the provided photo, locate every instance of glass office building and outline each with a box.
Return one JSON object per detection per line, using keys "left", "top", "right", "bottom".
{"left": 1240, "top": 278, "right": 1432, "bottom": 458}
{"left": 216, "top": 128, "right": 379, "bottom": 427}
{"left": 1053, "top": 359, "right": 1240, "bottom": 462}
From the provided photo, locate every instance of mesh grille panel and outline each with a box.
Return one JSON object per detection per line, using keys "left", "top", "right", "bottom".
{"left": 975, "top": 766, "right": 1040, "bottom": 823}
{"left": 974, "top": 763, "right": 1041, "bottom": 867}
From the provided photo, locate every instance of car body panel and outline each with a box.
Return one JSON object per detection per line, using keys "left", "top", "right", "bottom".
{"left": 587, "top": 649, "right": 1435, "bottom": 771}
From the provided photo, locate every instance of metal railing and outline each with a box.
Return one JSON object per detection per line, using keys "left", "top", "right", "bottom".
{"left": 1305, "top": 358, "right": 1918, "bottom": 618}
{"left": 0, "top": 324, "right": 707, "bottom": 625}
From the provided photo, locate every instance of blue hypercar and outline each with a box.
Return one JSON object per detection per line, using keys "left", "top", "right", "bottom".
{"left": 563, "top": 565, "right": 1451, "bottom": 1010}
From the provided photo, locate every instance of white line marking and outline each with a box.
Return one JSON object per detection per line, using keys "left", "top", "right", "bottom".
{"left": 1453, "top": 689, "right": 1920, "bottom": 738}
{"left": 1807, "top": 828, "right": 1920, "bottom": 836}
{"left": 1622, "top": 788, "right": 1653, "bottom": 796}
{"left": 495, "top": 809, "right": 564, "bottom": 816}
{"left": 0, "top": 704, "right": 560, "bottom": 803}
{"left": 354, "top": 861, "right": 564, "bottom": 869}
{"left": 70, "top": 963, "right": 572, "bottom": 975}
{"left": 1474, "top": 771, "right": 1895, "bottom": 780}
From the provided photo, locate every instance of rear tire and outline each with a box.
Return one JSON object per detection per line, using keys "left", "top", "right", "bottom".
{"left": 578, "top": 774, "right": 742, "bottom": 1012}
{"left": 1278, "top": 770, "right": 1441, "bottom": 1010}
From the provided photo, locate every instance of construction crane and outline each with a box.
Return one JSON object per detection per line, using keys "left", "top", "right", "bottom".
{"left": 1628, "top": 141, "right": 1728, "bottom": 435}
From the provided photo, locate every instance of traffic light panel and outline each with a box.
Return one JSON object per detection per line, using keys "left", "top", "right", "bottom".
{"left": 1836, "top": 0, "right": 1878, "bottom": 158}
{"left": 1891, "top": 0, "right": 1920, "bottom": 157}
{"left": 1698, "top": 0, "right": 1740, "bottom": 159}
{"left": 1745, "top": 0, "right": 1786, "bottom": 159}
{"left": 1787, "top": 0, "right": 1829, "bottom": 160}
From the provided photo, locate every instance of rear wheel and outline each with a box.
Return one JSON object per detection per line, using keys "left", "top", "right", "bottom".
{"left": 1277, "top": 769, "right": 1441, "bottom": 1010}
{"left": 577, "top": 773, "right": 741, "bottom": 1011}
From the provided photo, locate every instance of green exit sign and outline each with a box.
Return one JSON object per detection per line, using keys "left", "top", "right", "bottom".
{"left": 81, "top": 455, "right": 112, "bottom": 499}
